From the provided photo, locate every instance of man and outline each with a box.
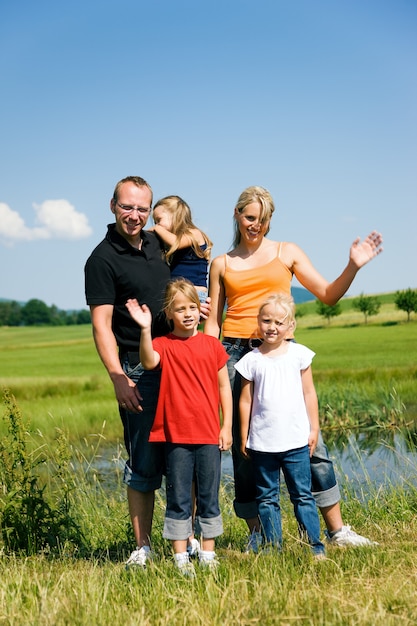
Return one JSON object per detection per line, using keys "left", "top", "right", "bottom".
{"left": 85, "top": 176, "right": 175, "bottom": 567}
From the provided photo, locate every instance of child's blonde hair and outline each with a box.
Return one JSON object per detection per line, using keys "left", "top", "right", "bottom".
{"left": 163, "top": 278, "right": 201, "bottom": 314}
{"left": 153, "top": 195, "right": 212, "bottom": 264}
{"left": 258, "top": 293, "right": 296, "bottom": 329}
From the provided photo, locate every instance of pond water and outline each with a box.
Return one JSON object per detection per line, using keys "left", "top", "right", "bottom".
{"left": 91, "top": 427, "right": 417, "bottom": 498}
{"left": 326, "top": 430, "right": 417, "bottom": 495}
{"left": 221, "top": 433, "right": 417, "bottom": 495}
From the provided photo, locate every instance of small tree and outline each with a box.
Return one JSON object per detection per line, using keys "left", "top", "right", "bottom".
{"left": 395, "top": 288, "right": 417, "bottom": 322}
{"left": 352, "top": 293, "right": 381, "bottom": 324}
{"left": 21, "top": 299, "right": 51, "bottom": 326}
{"left": 315, "top": 300, "right": 341, "bottom": 325}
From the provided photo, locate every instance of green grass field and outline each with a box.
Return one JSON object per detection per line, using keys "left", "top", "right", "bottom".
{"left": 1, "top": 299, "right": 416, "bottom": 441}
{"left": 0, "top": 325, "right": 116, "bottom": 440}
{"left": 1, "top": 308, "right": 417, "bottom": 625}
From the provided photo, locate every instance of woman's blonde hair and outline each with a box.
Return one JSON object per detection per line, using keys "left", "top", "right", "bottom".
{"left": 233, "top": 186, "right": 275, "bottom": 248}
{"left": 258, "top": 293, "right": 296, "bottom": 328}
{"left": 163, "top": 278, "right": 201, "bottom": 314}
{"left": 153, "top": 195, "right": 212, "bottom": 264}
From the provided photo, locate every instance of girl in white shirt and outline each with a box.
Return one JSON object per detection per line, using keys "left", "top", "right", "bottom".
{"left": 235, "top": 293, "right": 325, "bottom": 557}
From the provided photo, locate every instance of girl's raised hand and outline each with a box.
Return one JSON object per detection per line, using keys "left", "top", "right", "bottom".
{"left": 125, "top": 299, "right": 152, "bottom": 329}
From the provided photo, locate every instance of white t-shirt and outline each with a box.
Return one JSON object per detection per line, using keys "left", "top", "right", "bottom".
{"left": 234, "top": 342, "right": 315, "bottom": 453}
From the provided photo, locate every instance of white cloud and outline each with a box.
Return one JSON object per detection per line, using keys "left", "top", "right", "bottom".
{"left": 0, "top": 200, "right": 93, "bottom": 244}
{"left": 33, "top": 200, "right": 93, "bottom": 239}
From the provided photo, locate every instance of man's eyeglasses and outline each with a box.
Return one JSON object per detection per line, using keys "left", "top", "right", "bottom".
{"left": 116, "top": 202, "right": 151, "bottom": 215}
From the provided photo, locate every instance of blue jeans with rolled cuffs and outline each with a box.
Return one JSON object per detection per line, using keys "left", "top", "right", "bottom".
{"left": 120, "top": 354, "right": 165, "bottom": 493}
{"left": 223, "top": 338, "right": 341, "bottom": 520}
{"left": 251, "top": 446, "right": 325, "bottom": 555}
{"left": 163, "top": 443, "right": 223, "bottom": 541}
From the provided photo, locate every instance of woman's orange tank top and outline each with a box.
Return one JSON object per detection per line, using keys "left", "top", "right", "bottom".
{"left": 222, "top": 244, "right": 293, "bottom": 339}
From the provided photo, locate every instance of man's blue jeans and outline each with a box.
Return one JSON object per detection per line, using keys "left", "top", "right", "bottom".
{"left": 120, "top": 355, "right": 164, "bottom": 493}
{"left": 251, "top": 446, "right": 325, "bottom": 555}
{"left": 223, "top": 338, "right": 341, "bottom": 520}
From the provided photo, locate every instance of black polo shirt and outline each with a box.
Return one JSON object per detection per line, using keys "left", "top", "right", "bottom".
{"left": 85, "top": 224, "right": 171, "bottom": 354}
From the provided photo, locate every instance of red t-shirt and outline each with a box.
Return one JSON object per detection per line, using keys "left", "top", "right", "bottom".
{"left": 149, "top": 332, "right": 229, "bottom": 444}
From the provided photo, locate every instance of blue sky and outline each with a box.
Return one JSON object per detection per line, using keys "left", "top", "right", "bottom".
{"left": 0, "top": 0, "right": 415, "bottom": 310}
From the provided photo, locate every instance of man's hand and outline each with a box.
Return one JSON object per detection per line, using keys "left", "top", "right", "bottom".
{"left": 113, "top": 372, "right": 143, "bottom": 413}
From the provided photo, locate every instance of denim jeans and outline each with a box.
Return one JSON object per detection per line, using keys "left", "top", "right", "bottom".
{"left": 223, "top": 338, "right": 341, "bottom": 519}
{"left": 251, "top": 446, "right": 325, "bottom": 555}
{"left": 163, "top": 443, "right": 223, "bottom": 540}
{"left": 120, "top": 355, "right": 165, "bottom": 493}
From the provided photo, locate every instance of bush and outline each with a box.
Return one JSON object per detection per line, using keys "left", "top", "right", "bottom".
{"left": 0, "top": 389, "right": 83, "bottom": 555}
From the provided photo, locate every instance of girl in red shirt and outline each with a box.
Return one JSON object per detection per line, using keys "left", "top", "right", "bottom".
{"left": 126, "top": 278, "right": 232, "bottom": 577}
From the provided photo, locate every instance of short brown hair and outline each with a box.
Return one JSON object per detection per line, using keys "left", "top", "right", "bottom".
{"left": 112, "top": 176, "right": 153, "bottom": 205}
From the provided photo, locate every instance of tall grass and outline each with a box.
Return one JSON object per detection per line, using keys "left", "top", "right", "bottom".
{"left": 1, "top": 392, "right": 417, "bottom": 624}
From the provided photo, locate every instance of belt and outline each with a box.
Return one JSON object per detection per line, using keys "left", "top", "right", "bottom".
{"left": 223, "top": 337, "right": 262, "bottom": 348}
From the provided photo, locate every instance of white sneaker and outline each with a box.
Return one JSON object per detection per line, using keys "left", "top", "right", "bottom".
{"left": 199, "top": 556, "right": 220, "bottom": 571}
{"left": 174, "top": 553, "right": 196, "bottom": 578}
{"left": 125, "top": 546, "right": 153, "bottom": 569}
{"left": 187, "top": 538, "right": 201, "bottom": 558}
{"left": 244, "top": 530, "right": 263, "bottom": 554}
{"left": 199, "top": 550, "right": 219, "bottom": 571}
{"left": 325, "top": 525, "right": 378, "bottom": 547}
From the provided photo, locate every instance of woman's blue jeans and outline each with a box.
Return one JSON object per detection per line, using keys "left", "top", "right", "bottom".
{"left": 223, "top": 338, "right": 341, "bottom": 520}
{"left": 251, "top": 446, "right": 325, "bottom": 555}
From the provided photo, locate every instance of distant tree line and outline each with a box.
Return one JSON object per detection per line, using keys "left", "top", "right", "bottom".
{"left": 311, "top": 289, "right": 417, "bottom": 325}
{"left": 0, "top": 299, "right": 91, "bottom": 326}
{"left": 1, "top": 288, "right": 416, "bottom": 327}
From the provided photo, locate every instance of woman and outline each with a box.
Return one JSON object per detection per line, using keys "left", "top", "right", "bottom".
{"left": 204, "top": 185, "right": 382, "bottom": 551}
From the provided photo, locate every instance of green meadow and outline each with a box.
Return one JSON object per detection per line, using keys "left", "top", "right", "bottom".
{"left": 1, "top": 300, "right": 417, "bottom": 625}
{"left": 1, "top": 297, "right": 416, "bottom": 441}
{"left": 0, "top": 324, "right": 117, "bottom": 441}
